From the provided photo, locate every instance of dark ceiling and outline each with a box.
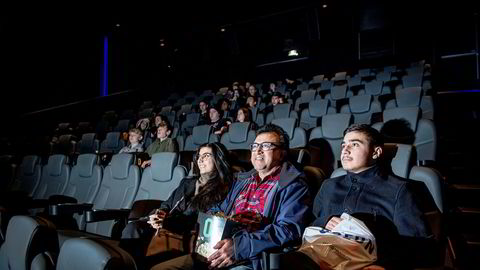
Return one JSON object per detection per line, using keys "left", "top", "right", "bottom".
{"left": 0, "top": 1, "right": 479, "bottom": 117}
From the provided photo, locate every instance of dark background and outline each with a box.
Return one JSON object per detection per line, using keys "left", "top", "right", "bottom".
{"left": 1, "top": 1, "right": 479, "bottom": 119}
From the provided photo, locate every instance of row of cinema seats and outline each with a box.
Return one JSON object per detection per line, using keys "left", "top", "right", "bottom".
{"left": 0, "top": 152, "right": 186, "bottom": 242}
{"left": 59, "top": 64, "right": 432, "bottom": 148}
{"left": 45, "top": 104, "right": 436, "bottom": 186}
{"left": 47, "top": 73, "right": 433, "bottom": 158}
{"left": 0, "top": 142, "right": 446, "bottom": 269}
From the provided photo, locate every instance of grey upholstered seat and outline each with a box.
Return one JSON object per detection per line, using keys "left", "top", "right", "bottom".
{"left": 184, "top": 125, "right": 219, "bottom": 151}
{"left": 325, "top": 84, "right": 353, "bottom": 108}
{"left": 0, "top": 215, "right": 58, "bottom": 270}
{"left": 294, "top": 90, "right": 317, "bottom": 111}
{"left": 32, "top": 154, "right": 70, "bottom": 200}
{"left": 266, "top": 103, "right": 298, "bottom": 124}
{"left": 62, "top": 154, "right": 103, "bottom": 228}
{"left": 100, "top": 132, "right": 125, "bottom": 154}
{"left": 113, "top": 119, "right": 131, "bottom": 133}
{"left": 135, "top": 152, "right": 187, "bottom": 201}
{"left": 82, "top": 154, "right": 140, "bottom": 237}
{"left": 299, "top": 99, "right": 331, "bottom": 130}
{"left": 56, "top": 237, "right": 136, "bottom": 270}
{"left": 402, "top": 73, "right": 423, "bottom": 88}
{"left": 220, "top": 122, "right": 256, "bottom": 150}
{"left": 9, "top": 155, "right": 42, "bottom": 196}
{"left": 180, "top": 112, "right": 200, "bottom": 136}
{"left": 309, "top": 113, "right": 353, "bottom": 170}
{"left": 372, "top": 107, "right": 437, "bottom": 162}
{"left": 271, "top": 118, "right": 307, "bottom": 149}
{"left": 385, "top": 87, "right": 434, "bottom": 120}
{"left": 76, "top": 133, "right": 99, "bottom": 154}
{"left": 340, "top": 94, "right": 382, "bottom": 124}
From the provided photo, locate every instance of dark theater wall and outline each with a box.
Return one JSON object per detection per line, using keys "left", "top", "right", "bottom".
{"left": 1, "top": 1, "right": 479, "bottom": 123}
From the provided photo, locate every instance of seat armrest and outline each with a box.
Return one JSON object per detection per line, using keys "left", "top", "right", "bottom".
{"left": 261, "top": 245, "right": 301, "bottom": 270}
{"left": 48, "top": 194, "right": 77, "bottom": 204}
{"left": 128, "top": 200, "right": 164, "bottom": 220}
{"left": 49, "top": 203, "right": 94, "bottom": 215}
{"left": 27, "top": 199, "right": 51, "bottom": 209}
{"left": 85, "top": 209, "right": 131, "bottom": 223}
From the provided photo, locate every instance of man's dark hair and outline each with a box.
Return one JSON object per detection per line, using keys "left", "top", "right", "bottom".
{"left": 344, "top": 124, "right": 383, "bottom": 147}
{"left": 256, "top": 123, "right": 290, "bottom": 150}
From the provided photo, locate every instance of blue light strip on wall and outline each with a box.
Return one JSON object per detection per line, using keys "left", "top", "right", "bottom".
{"left": 101, "top": 36, "right": 108, "bottom": 96}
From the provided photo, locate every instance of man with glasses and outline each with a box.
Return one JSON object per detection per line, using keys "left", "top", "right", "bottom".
{"left": 157, "top": 124, "right": 311, "bottom": 270}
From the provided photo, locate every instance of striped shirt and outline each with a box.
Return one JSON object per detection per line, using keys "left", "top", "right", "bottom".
{"left": 233, "top": 168, "right": 281, "bottom": 216}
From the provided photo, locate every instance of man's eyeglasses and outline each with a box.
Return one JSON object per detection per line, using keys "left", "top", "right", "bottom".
{"left": 197, "top": 152, "right": 213, "bottom": 161}
{"left": 249, "top": 142, "right": 283, "bottom": 151}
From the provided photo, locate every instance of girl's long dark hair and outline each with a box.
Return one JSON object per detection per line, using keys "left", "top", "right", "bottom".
{"left": 237, "top": 107, "right": 252, "bottom": 122}
{"left": 190, "top": 142, "right": 233, "bottom": 212}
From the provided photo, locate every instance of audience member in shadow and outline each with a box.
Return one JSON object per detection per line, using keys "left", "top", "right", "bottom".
{"left": 120, "top": 142, "right": 233, "bottom": 269}
{"left": 307, "top": 138, "right": 336, "bottom": 177}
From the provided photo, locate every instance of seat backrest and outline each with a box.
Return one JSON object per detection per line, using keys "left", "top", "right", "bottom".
{"left": 358, "top": 68, "right": 371, "bottom": 77}
{"left": 375, "top": 107, "right": 437, "bottom": 161}
{"left": 63, "top": 154, "right": 102, "bottom": 229}
{"left": 376, "top": 71, "right": 391, "bottom": 82}
{"left": 10, "top": 155, "right": 42, "bottom": 196}
{"left": 220, "top": 122, "right": 256, "bottom": 150}
{"left": 266, "top": 103, "right": 293, "bottom": 123}
{"left": 329, "top": 84, "right": 349, "bottom": 101}
{"left": 394, "top": 87, "right": 422, "bottom": 107}
{"left": 184, "top": 125, "right": 218, "bottom": 151}
{"left": 384, "top": 65, "right": 397, "bottom": 73}
{"left": 312, "top": 74, "right": 324, "bottom": 82}
{"left": 310, "top": 113, "right": 352, "bottom": 163}
{"left": 181, "top": 112, "right": 200, "bottom": 135}
{"left": 56, "top": 238, "right": 136, "bottom": 270}
{"left": 333, "top": 71, "right": 347, "bottom": 81}
{"left": 347, "top": 76, "right": 362, "bottom": 88}
{"left": 402, "top": 74, "right": 423, "bottom": 88}
{"left": 176, "top": 135, "right": 185, "bottom": 152}
{"left": 33, "top": 154, "right": 70, "bottom": 200}
{"left": 114, "top": 119, "right": 131, "bottom": 133}
{"left": 88, "top": 154, "right": 140, "bottom": 236}
{"left": 77, "top": 133, "right": 99, "bottom": 154}
{"left": 272, "top": 118, "right": 307, "bottom": 149}
{"left": 340, "top": 94, "right": 381, "bottom": 124}
{"left": 364, "top": 80, "right": 384, "bottom": 96}
{"left": 63, "top": 154, "right": 102, "bottom": 204}
{"left": 294, "top": 90, "right": 317, "bottom": 111}
{"left": 409, "top": 166, "right": 444, "bottom": 213}
{"left": 136, "top": 152, "right": 187, "bottom": 201}
{"left": 299, "top": 99, "right": 330, "bottom": 130}
{"left": 100, "top": 132, "right": 125, "bottom": 154}
{"left": 0, "top": 216, "right": 58, "bottom": 270}
{"left": 52, "top": 134, "right": 76, "bottom": 155}
{"left": 319, "top": 80, "right": 333, "bottom": 91}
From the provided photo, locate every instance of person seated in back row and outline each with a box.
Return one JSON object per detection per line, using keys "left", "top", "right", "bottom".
{"left": 141, "top": 121, "right": 178, "bottom": 168}
{"left": 119, "top": 128, "right": 144, "bottom": 153}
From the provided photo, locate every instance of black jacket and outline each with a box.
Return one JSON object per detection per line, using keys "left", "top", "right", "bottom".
{"left": 157, "top": 177, "right": 198, "bottom": 233}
